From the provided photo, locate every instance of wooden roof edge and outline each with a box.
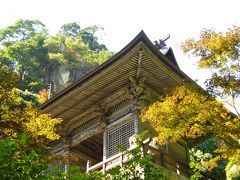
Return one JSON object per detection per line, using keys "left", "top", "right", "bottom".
{"left": 165, "top": 47, "right": 179, "bottom": 68}
{"left": 138, "top": 32, "right": 193, "bottom": 82}
{"left": 40, "top": 30, "right": 146, "bottom": 109}
{"left": 40, "top": 30, "right": 193, "bottom": 110}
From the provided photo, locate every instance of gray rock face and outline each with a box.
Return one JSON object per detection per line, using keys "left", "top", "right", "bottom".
{"left": 50, "top": 63, "right": 93, "bottom": 95}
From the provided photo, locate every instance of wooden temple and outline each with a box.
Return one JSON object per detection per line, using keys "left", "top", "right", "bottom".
{"left": 40, "top": 31, "right": 193, "bottom": 179}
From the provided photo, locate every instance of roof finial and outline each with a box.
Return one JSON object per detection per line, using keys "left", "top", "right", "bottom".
{"left": 154, "top": 34, "right": 170, "bottom": 49}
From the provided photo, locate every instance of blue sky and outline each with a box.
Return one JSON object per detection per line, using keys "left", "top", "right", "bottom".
{"left": 0, "top": 0, "right": 239, "bottom": 86}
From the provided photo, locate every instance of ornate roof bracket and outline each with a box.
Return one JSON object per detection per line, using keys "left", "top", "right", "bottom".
{"left": 128, "top": 76, "right": 145, "bottom": 110}
{"left": 96, "top": 102, "right": 109, "bottom": 125}
{"left": 128, "top": 47, "right": 146, "bottom": 110}
{"left": 136, "top": 48, "right": 143, "bottom": 80}
{"left": 62, "top": 135, "right": 71, "bottom": 150}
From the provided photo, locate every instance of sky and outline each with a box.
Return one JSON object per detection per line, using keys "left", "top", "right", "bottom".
{"left": 0, "top": 0, "right": 239, "bottom": 86}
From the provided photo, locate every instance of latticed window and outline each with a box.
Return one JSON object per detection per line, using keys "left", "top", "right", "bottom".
{"left": 49, "top": 164, "right": 67, "bottom": 173}
{"left": 107, "top": 120, "right": 135, "bottom": 158}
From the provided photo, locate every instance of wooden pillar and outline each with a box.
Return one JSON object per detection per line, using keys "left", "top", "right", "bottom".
{"left": 102, "top": 130, "right": 107, "bottom": 174}
{"left": 86, "top": 160, "right": 91, "bottom": 173}
{"left": 134, "top": 48, "right": 143, "bottom": 135}
{"left": 133, "top": 110, "right": 140, "bottom": 134}
{"left": 103, "top": 130, "right": 107, "bottom": 160}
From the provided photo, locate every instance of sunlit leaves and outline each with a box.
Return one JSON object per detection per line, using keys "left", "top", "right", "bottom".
{"left": 141, "top": 84, "right": 240, "bottom": 149}
{"left": 141, "top": 83, "right": 240, "bottom": 178}
{"left": 0, "top": 65, "right": 61, "bottom": 142}
{"left": 182, "top": 26, "right": 240, "bottom": 115}
{"left": 181, "top": 26, "right": 240, "bottom": 176}
{"left": 38, "top": 89, "right": 48, "bottom": 104}
{"left": 23, "top": 106, "right": 61, "bottom": 141}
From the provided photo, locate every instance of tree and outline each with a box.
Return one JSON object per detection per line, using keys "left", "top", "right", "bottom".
{"left": 0, "top": 64, "right": 107, "bottom": 179}
{"left": 182, "top": 26, "right": 240, "bottom": 116}
{"left": 141, "top": 84, "right": 240, "bottom": 178}
{"left": 141, "top": 84, "right": 240, "bottom": 148}
{"left": 142, "top": 26, "right": 240, "bottom": 179}
{"left": 0, "top": 64, "right": 60, "bottom": 178}
{"left": 0, "top": 133, "right": 107, "bottom": 180}
{"left": 79, "top": 25, "right": 107, "bottom": 51}
{"left": 46, "top": 23, "right": 111, "bottom": 68}
{"left": 0, "top": 20, "right": 113, "bottom": 94}
{"left": 189, "top": 138, "right": 227, "bottom": 179}
{"left": 182, "top": 26, "right": 240, "bottom": 179}
{"left": 0, "top": 19, "right": 49, "bottom": 92}
{"left": 0, "top": 64, "right": 61, "bottom": 142}
{"left": 0, "top": 134, "right": 49, "bottom": 179}
{"left": 59, "top": 22, "right": 81, "bottom": 38}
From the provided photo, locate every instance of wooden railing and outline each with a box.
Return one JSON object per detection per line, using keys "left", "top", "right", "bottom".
{"left": 86, "top": 145, "right": 134, "bottom": 173}
{"left": 86, "top": 139, "right": 191, "bottom": 177}
{"left": 143, "top": 142, "right": 191, "bottom": 177}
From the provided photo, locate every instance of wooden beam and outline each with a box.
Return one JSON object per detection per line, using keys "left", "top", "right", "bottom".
{"left": 70, "top": 122, "right": 105, "bottom": 147}
{"left": 73, "top": 143, "right": 102, "bottom": 160}
{"left": 70, "top": 149, "right": 99, "bottom": 165}
{"left": 106, "top": 113, "right": 133, "bottom": 131}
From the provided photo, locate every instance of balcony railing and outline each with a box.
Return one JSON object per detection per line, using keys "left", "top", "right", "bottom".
{"left": 86, "top": 138, "right": 191, "bottom": 177}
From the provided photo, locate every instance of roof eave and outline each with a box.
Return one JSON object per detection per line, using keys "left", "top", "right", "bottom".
{"left": 40, "top": 30, "right": 192, "bottom": 110}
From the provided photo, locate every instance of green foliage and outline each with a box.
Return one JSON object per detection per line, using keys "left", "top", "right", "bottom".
{"left": 0, "top": 20, "right": 113, "bottom": 93}
{"left": 46, "top": 23, "right": 112, "bottom": 68}
{"left": 0, "top": 64, "right": 61, "bottom": 142}
{"left": 0, "top": 19, "right": 47, "bottom": 45}
{"left": 79, "top": 25, "right": 107, "bottom": 51}
{"left": 45, "top": 33, "right": 90, "bottom": 67}
{"left": 59, "top": 22, "right": 81, "bottom": 38}
{"left": 0, "top": 134, "right": 106, "bottom": 180}
{"left": 196, "top": 139, "right": 226, "bottom": 178}
{"left": 0, "top": 134, "right": 48, "bottom": 179}
{"left": 18, "top": 89, "right": 40, "bottom": 107}
{"left": 0, "top": 132, "right": 167, "bottom": 180}
{"left": 190, "top": 139, "right": 227, "bottom": 179}
{"left": 45, "top": 165, "right": 105, "bottom": 180}
{"left": 108, "top": 131, "right": 167, "bottom": 180}
{"left": 0, "top": 20, "right": 49, "bottom": 92}
{"left": 182, "top": 26, "right": 240, "bottom": 116}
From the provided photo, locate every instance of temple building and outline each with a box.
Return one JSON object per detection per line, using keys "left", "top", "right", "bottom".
{"left": 40, "top": 31, "right": 193, "bottom": 179}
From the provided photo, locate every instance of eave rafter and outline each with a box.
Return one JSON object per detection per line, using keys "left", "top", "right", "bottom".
{"left": 141, "top": 44, "right": 183, "bottom": 84}
{"left": 55, "top": 68, "right": 135, "bottom": 121}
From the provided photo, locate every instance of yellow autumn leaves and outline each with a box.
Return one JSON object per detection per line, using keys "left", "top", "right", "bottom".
{"left": 141, "top": 84, "right": 240, "bottom": 155}
{"left": 0, "top": 64, "right": 62, "bottom": 143}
